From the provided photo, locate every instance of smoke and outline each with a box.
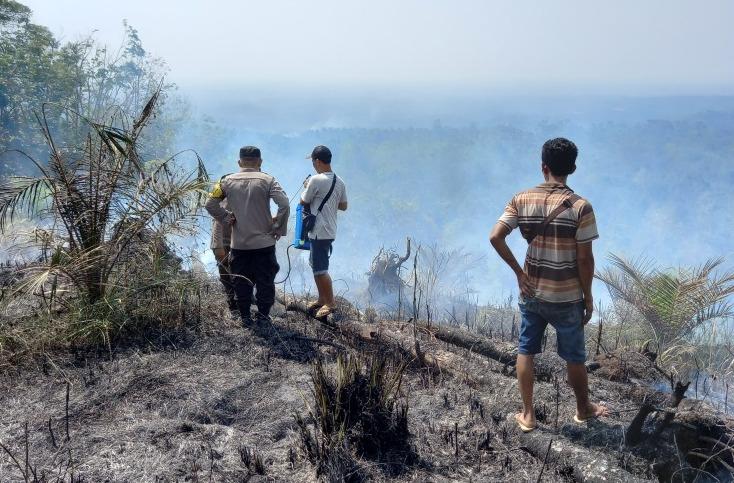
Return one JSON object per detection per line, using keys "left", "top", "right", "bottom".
{"left": 174, "top": 89, "right": 734, "bottom": 309}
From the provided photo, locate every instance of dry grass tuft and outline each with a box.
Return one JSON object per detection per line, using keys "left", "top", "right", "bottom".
{"left": 238, "top": 444, "right": 266, "bottom": 475}
{"left": 296, "top": 353, "right": 413, "bottom": 480}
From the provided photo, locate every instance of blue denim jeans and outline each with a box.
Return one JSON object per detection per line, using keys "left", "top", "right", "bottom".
{"left": 518, "top": 297, "right": 586, "bottom": 363}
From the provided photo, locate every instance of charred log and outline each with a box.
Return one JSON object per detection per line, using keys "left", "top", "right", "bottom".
{"left": 418, "top": 322, "right": 557, "bottom": 382}
{"left": 276, "top": 294, "right": 441, "bottom": 377}
{"left": 279, "top": 293, "right": 561, "bottom": 382}
{"left": 515, "top": 424, "right": 649, "bottom": 482}
{"left": 625, "top": 381, "right": 690, "bottom": 446}
{"left": 625, "top": 403, "right": 657, "bottom": 446}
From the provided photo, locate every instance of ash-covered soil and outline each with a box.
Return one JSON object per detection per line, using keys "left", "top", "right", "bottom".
{"left": 1, "top": 298, "right": 732, "bottom": 482}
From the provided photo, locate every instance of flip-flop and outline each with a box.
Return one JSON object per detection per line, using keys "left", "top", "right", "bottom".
{"left": 574, "top": 403, "right": 610, "bottom": 424}
{"left": 315, "top": 305, "right": 334, "bottom": 318}
{"left": 514, "top": 414, "right": 536, "bottom": 433}
{"left": 306, "top": 301, "right": 323, "bottom": 312}
{"left": 573, "top": 414, "right": 595, "bottom": 424}
{"left": 574, "top": 411, "right": 606, "bottom": 424}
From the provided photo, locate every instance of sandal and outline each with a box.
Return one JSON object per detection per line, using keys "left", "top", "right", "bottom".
{"left": 307, "top": 301, "right": 323, "bottom": 312}
{"left": 514, "top": 413, "right": 536, "bottom": 433}
{"left": 574, "top": 403, "right": 609, "bottom": 424}
{"left": 573, "top": 413, "right": 602, "bottom": 424}
{"left": 315, "top": 305, "right": 334, "bottom": 318}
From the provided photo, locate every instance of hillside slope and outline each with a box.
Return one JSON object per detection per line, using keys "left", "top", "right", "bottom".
{"left": 0, "top": 294, "right": 731, "bottom": 482}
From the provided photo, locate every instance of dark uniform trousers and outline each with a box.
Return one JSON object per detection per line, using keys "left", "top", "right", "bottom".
{"left": 229, "top": 245, "right": 279, "bottom": 317}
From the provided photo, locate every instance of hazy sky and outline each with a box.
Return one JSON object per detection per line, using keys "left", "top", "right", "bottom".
{"left": 23, "top": 0, "right": 734, "bottom": 92}
{"left": 9, "top": 1, "right": 734, "bottom": 308}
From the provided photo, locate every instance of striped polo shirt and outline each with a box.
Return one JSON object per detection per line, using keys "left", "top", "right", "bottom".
{"left": 498, "top": 182, "right": 599, "bottom": 303}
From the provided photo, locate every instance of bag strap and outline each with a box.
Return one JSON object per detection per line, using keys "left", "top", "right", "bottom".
{"left": 316, "top": 174, "right": 338, "bottom": 213}
{"left": 527, "top": 194, "right": 581, "bottom": 244}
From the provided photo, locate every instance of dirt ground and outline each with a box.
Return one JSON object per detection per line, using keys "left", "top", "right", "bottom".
{"left": 1, "top": 297, "right": 732, "bottom": 482}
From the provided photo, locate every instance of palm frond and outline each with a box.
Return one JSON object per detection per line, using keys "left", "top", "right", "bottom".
{"left": 0, "top": 149, "right": 52, "bottom": 179}
{"left": 1, "top": 85, "right": 206, "bottom": 309}
{"left": 132, "top": 86, "right": 160, "bottom": 135}
{"left": 607, "top": 254, "right": 655, "bottom": 288}
{"left": 0, "top": 177, "right": 53, "bottom": 231}
{"left": 692, "top": 257, "right": 725, "bottom": 280}
{"left": 598, "top": 253, "right": 734, "bottom": 343}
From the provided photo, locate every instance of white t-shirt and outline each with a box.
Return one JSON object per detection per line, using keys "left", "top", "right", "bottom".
{"left": 301, "top": 172, "right": 347, "bottom": 240}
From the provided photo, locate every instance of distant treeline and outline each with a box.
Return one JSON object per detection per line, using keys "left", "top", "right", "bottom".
{"left": 186, "top": 113, "right": 734, "bottom": 292}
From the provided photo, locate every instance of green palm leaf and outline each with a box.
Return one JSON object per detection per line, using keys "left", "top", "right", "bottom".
{"left": 596, "top": 253, "right": 734, "bottom": 345}
{"left": 0, "top": 176, "right": 52, "bottom": 230}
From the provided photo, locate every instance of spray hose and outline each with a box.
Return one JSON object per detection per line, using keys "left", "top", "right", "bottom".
{"left": 274, "top": 174, "right": 313, "bottom": 285}
{"left": 216, "top": 175, "right": 308, "bottom": 287}
{"left": 274, "top": 243, "right": 295, "bottom": 285}
{"left": 274, "top": 175, "right": 310, "bottom": 285}
{"left": 215, "top": 242, "right": 294, "bottom": 287}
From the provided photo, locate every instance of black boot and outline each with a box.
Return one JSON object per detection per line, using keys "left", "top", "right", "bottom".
{"left": 237, "top": 298, "right": 253, "bottom": 327}
{"left": 254, "top": 305, "right": 272, "bottom": 324}
{"left": 227, "top": 296, "right": 239, "bottom": 317}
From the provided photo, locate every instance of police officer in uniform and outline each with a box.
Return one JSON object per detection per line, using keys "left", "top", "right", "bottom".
{"left": 205, "top": 146, "right": 289, "bottom": 325}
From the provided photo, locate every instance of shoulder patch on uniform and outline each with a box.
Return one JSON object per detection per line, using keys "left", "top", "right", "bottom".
{"left": 209, "top": 173, "right": 235, "bottom": 198}
{"left": 209, "top": 181, "right": 224, "bottom": 199}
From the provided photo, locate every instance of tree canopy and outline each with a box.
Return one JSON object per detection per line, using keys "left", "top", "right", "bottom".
{"left": 0, "top": 0, "right": 176, "bottom": 176}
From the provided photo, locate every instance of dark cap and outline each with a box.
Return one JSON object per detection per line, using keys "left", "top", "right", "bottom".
{"left": 239, "top": 146, "right": 261, "bottom": 159}
{"left": 308, "top": 145, "right": 332, "bottom": 163}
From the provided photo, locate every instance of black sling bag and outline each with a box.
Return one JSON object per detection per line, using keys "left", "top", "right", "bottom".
{"left": 520, "top": 194, "right": 581, "bottom": 244}
{"left": 301, "top": 174, "right": 337, "bottom": 241}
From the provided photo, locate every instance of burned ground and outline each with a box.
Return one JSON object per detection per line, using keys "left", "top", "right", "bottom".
{"left": 0, "top": 294, "right": 732, "bottom": 482}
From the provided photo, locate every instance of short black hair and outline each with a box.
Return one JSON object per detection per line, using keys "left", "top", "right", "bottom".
{"left": 541, "top": 138, "right": 577, "bottom": 176}
{"left": 239, "top": 146, "right": 261, "bottom": 159}
{"left": 310, "top": 145, "right": 332, "bottom": 163}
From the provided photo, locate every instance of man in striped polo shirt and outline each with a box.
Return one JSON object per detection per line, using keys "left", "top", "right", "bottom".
{"left": 490, "top": 137, "right": 608, "bottom": 432}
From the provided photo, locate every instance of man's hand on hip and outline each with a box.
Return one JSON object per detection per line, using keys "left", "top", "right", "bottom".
{"left": 516, "top": 272, "right": 535, "bottom": 299}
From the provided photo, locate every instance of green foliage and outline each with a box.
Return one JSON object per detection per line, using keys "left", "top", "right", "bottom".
{"left": 0, "top": 1, "right": 179, "bottom": 175}
{"left": 0, "top": 0, "right": 31, "bottom": 24}
{"left": 0, "top": 266, "right": 206, "bottom": 363}
{"left": 0, "top": 1, "right": 68, "bottom": 170}
{"left": 0, "top": 1, "right": 205, "bottom": 363}
{"left": 0, "top": 88, "right": 208, "bottom": 308}
{"left": 596, "top": 254, "right": 734, "bottom": 348}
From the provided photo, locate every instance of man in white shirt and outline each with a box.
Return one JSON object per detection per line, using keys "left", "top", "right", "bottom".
{"left": 300, "top": 145, "right": 348, "bottom": 318}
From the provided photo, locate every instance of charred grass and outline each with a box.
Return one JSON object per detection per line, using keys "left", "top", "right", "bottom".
{"left": 295, "top": 354, "right": 413, "bottom": 481}
{"left": 0, "top": 291, "right": 732, "bottom": 481}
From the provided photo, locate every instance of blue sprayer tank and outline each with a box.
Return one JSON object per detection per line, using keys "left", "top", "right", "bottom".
{"left": 294, "top": 204, "right": 311, "bottom": 250}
